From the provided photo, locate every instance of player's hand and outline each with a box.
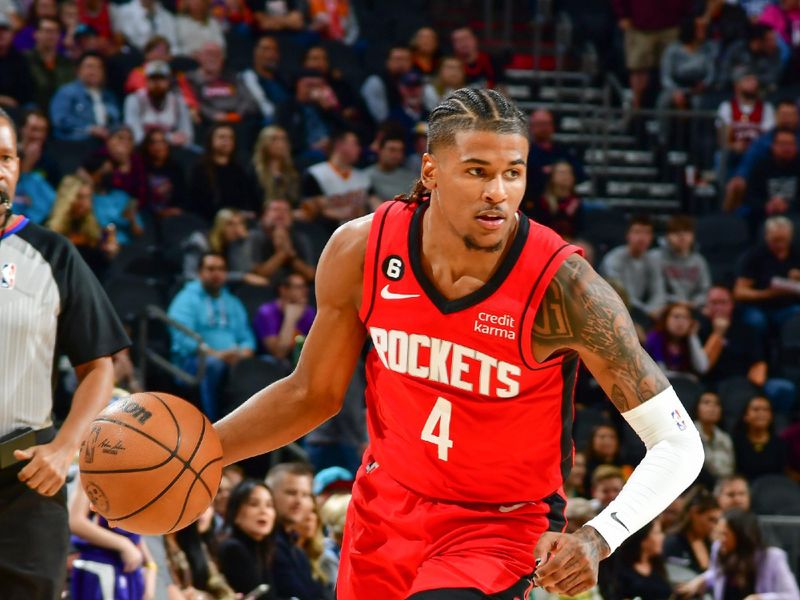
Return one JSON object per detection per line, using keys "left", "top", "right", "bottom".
{"left": 14, "top": 441, "right": 73, "bottom": 496}
{"left": 532, "top": 527, "right": 609, "bottom": 596}
{"left": 119, "top": 538, "right": 145, "bottom": 572}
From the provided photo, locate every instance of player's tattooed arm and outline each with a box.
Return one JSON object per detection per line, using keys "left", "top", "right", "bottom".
{"left": 532, "top": 254, "right": 669, "bottom": 412}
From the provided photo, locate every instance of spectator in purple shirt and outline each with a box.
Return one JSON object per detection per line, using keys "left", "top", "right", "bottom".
{"left": 254, "top": 272, "right": 316, "bottom": 362}
{"left": 678, "top": 509, "right": 800, "bottom": 599}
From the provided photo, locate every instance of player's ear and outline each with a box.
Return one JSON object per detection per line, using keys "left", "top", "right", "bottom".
{"left": 421, "top": 152, "right": 437, "bottom": 190}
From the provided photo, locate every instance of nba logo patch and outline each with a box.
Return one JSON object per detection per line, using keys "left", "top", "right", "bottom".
{"left": 1, "top": 263, "right": 16, "bottom": 290}
{"left": 671, "top": 408, "right": 687, "bottom": 431}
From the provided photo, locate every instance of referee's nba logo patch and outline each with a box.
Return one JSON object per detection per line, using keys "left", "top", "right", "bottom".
{"left": 1, "top": 263, "right": 16, "bottom": 290}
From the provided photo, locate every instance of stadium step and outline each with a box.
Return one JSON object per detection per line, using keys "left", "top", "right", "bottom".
{"left": 518, "top": 100, "right": 592, "bottom": 113}
{"left": 586, "top": 165, "right": 659, "bottom": 178}
{"left": 585, "top": 149, "right": 655, "bottom": 165}
{"left": 602, "top": 197, "right": 682, "bottom": 211}
{"left": 553, "top": 133, "right": 637, "bottom": 146}
{"left": 561, "top": 116, "right": 626, "bottom": 133}
{"left": 606, "top": 181, "right": 678, "bottom": 198}
{"left": 505, "top": 69, "right": 591, "bottom": 83}
{"left": 540, "top": 86, "right": 604, "bottom": 102}
{"left": 583, "top": 148, "right": 656, "bottom": 166}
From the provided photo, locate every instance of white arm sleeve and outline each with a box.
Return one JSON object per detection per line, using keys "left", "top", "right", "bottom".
{"left": 584, "top": 386, "right": 704, "bottom": 553}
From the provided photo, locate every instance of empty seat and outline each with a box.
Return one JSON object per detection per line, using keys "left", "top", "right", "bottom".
{"left": 231, "top": 283, "right": 277, "bottom": 323}
{"left": 579, "top": 207, "right": 627, "bottom": 259}
{"left": 104, "top": 274, "right": 166, "bottom": 325}
{"left": 573, "top": 407, "right": 611, "bottom": 452}
{"left": 669, "top": 374, "right": 704, "bottom": 418}
{"left": 717, "top": 376, "right": 760, "bottom": 433}
{"left": 696, "top": 214, "right": 750, "bottom": 285}
{"left": 752, "top": 474, "right": 800, "bottom": 515}
{"left": 222, "top": 357, "right": 289, "bottom": 414}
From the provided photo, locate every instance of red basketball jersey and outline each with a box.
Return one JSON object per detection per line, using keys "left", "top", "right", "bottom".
{"left": 358, "top": 200, "right": 583, "bottom": 504}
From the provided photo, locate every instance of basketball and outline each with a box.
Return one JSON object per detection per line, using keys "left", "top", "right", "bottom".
{"left": 78, "top": 392, "right": 223, "bottom": 535}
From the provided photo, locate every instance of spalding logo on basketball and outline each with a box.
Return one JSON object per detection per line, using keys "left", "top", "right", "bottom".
{"left": 79, "top": 392, "right": 223, "bottom": 535}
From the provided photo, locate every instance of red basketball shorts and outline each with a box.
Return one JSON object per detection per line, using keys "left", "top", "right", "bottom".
{"left": 337, "top": 457, "right": 567, "bottom": 599}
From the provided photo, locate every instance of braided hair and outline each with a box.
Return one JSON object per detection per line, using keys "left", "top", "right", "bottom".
{"left": 400, "top": 87, "right": 528, "bottom": 203}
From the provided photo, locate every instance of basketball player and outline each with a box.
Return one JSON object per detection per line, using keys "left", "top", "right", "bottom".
{"left": 216, "top": 89, "right": 704, "bottom": 598}
{"left": 0, "top": 108, "right": 130, "bottom": 598}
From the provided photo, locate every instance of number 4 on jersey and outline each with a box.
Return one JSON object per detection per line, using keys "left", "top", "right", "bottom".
{"left": 421, "top": 397, "right": 453, "bottom": 461}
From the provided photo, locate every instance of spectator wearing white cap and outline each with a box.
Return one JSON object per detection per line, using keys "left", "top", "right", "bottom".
{"left": 123, "top": 60, "right": 194, "bottom": 147}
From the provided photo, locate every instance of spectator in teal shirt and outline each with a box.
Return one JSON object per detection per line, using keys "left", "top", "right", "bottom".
{"left": 168, "top": 252, "right": 256, "bottom": 419}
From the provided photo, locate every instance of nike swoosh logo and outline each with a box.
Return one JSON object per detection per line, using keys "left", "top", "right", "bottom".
{"left": 498, "top": 502, "right": 527, "bottom": 513}
{"left": 380, "top": 284, "right": 420, "bottom": 300}
{"left": 611, "top": 512, "right": 629, "bottom": 532}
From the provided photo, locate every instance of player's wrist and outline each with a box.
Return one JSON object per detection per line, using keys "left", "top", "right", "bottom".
{"left": 576, "top": 525, "right": 611, "bottom": 560}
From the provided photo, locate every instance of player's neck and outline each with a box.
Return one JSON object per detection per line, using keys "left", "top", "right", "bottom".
{"left": 420, "top": 204, "right": 516, "bottom": 286}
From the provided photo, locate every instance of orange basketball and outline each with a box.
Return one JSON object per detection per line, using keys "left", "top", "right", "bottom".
{"left": 79, "top": 392, "right": 223, "bottom": 535}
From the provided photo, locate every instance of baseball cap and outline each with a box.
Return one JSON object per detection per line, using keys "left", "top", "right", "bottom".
{"left": 312, "top": 466, "right": 354, "bottom": 496}
{"left": 74, "top": 23, "right": 98, "bottom": 39}
{"left": 400, "top": 71, "right": 423, "bottom": 87}
{"left": 732, "top": 64, "right": 756, "bottom": 82}
{"left": 144, "top": 60, "right": 171, "bottom": 78}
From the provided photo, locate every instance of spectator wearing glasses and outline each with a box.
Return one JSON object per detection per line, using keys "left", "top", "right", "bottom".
{"left": 254, "top": 272, "right": 315, "bottom": 362}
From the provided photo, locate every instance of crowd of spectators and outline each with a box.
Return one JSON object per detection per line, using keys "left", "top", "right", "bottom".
{"left": 2, "top": 0, "right": 800, "bottom": 596}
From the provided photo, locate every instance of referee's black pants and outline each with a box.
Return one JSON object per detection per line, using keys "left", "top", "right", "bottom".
{"left": 0, "top": 430, "right": 69, "bottom": 600}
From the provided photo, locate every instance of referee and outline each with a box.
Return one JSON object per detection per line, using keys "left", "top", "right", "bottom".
{"left": 0, "top": 108, "right": 130, "bottom": 598}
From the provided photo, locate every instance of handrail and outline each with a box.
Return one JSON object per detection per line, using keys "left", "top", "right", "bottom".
{"left": 483, "top": 0, "right": 514, "bottom": 47}
{"left": 137, "top": 304, "right": 208, "bottom": 387}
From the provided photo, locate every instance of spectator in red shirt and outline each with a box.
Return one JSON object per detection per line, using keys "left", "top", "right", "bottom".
{"left": 307, "top": 0, "right": 359, "bottom": 45}
{"left": 527, "top": 160, "right": 582, "bottom": 238}
{"left": 450, "top": 25, "right": 497, "bottom": 89}
{"left": 717, "top": 67, "right": 775, "bottom": 178}
{"left": 77, "top": 0, "right": 114, "bottom": 42}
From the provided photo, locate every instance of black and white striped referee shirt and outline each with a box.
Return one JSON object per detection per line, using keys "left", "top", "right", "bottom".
{"left": 0, "top": 216, "right": 130, "bottom": 438}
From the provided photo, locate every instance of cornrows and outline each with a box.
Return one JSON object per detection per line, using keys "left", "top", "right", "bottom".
{"left": 397, "top": 88, "right": 528, "bottom": 203}
{"left": 427, "top": 87, "right": 528, "bottom": 153}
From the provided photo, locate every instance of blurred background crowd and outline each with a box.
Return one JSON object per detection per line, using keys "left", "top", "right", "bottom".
{"left": 3, "top": 0, "right": 800, "bottom": 597}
